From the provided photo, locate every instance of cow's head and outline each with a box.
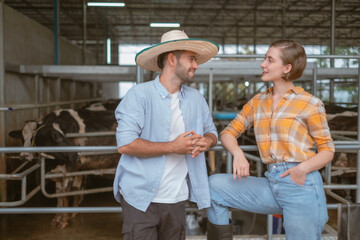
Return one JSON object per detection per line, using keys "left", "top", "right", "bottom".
{"left": 9, "top": 121, "right": 80, "bottom": 167}
{"left": 9, "top": 120, "right": 40, "bottom": 161}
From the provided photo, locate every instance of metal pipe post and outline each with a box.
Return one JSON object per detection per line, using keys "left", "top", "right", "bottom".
{"left": 281, "top": 0, "right": 286, "bottom": 39}
{"left": 136, "top": 65, "right": 144, "bottom": 84}
{"left": 267, "top": 214, "right": 273, "bottom": 240}
{"left": 34, "top": 75, "right": 39, "bottom": 118}
{"left": 92, "top": 82, "right": 97, "bottom": 98}
{"left": 53, "top": 0, "right": 59, "bottom": 65}
{"left": 313, "top": 64, "right": 318, "bottom": 96}
{"left": 0, "top": 0, "right": 6, "bottom": 202}
{"left": 330, "top": 0, "right": 336, "bottom": 67}
{"left": 236, "top": 25, "right": 239, "bottom": 54}
{"left": 82, "top": 0, "right": 87, "bottom": 65}
{"left": 233, "top": 80, "right": 237, "bottom": 109}
{"left": 46, "top": 78, "right": 50, "bottom": 113}
{"left": 209, "top": 68, "right": 213, "bottom": 113}
{"left": 357, "top": 60, "right": 360, "bottom": 202}
{"left": 55, "top": 78, "right": 61, "bottom": 109}
{"left": 253, "top": 8, "right": 257, "bottom": 54}
{"left": 226, "top": 151, "right": 232, "bottom": 174}
{"left": 330, "top": 79, "right": 334, "bottom": 103}
{"left": 71, "top": 81, "right": 76, "bottom": 109}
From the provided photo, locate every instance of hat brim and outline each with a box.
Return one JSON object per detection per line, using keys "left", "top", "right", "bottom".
{"left": 135, "top": 39, "right": 219, "bottom": 72}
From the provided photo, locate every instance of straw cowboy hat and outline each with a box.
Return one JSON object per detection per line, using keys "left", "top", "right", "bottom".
{"left": 135, "top": 30, "right": 219, "bottom": 72}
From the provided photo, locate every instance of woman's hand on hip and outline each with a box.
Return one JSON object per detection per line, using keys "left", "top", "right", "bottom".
{"left": 280, "top": 164, "right": 308, "bottom": 185}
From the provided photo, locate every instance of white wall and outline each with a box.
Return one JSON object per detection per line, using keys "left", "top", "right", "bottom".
{"left": 3, "top": 5, "right": 101, "bottom": 146}
{"left": 4, "top": 5, "right": 96, "bottom": 65}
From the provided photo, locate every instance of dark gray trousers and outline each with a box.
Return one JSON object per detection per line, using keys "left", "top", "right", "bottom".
{"left": 121, "top": 195, "right": 186, "bottom": 240}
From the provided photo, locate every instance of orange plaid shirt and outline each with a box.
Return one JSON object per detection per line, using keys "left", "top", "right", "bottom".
{"left": 222, "top": 86, "right": 335, "bottom": 164}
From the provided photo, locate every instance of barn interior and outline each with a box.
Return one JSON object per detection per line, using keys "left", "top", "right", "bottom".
{"left": 0, "top": 0, "right": 360, "bottom": 239}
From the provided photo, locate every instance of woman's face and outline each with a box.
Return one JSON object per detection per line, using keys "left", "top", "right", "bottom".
{"left": 260, "top": 47, "right": 290, "bottom": 82}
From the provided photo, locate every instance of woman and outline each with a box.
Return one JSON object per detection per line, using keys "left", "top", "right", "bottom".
{"left": 206, "top": 40, "right": 335, "bottom": 240}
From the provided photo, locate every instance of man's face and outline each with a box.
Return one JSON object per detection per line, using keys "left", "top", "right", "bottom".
{"left": 174, "top": 51, "right": 199, "bottom": 83}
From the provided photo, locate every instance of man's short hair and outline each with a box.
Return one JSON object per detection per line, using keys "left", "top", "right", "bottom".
{"left": 157, "top": 50, "right": 185, "bottom": 70}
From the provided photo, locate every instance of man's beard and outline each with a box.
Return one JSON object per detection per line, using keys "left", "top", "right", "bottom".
{"left": 175, "top": 62, "right": 195, "bottom": 83}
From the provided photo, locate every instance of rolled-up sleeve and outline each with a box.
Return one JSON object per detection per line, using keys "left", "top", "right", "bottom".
{"left": 115, "top": 88, "right": 144, "bottom": 147}
{"left": 307, "top": 102, "right": 335, "bottom": 153}
{"left": 221, "top": 99, "right": 254, "bottom": 138}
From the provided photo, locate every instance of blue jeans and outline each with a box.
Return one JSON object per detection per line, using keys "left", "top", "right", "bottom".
{"left": 206, "top": 162, "right": 328, "bottom": 240}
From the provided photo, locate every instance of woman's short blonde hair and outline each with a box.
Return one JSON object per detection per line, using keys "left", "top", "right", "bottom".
{"left": 270, "top": 40, "right": 307, "bottom": 81}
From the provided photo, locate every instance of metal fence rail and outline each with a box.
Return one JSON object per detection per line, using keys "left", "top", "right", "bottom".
{"left": 0, "top": 98, "right": 104, "bottom": 112}
{"left": 0, "top": 143, "right": 353, "bottom": 240}
{"left": 0, "top": 143, "right": 358, "bottom": 208}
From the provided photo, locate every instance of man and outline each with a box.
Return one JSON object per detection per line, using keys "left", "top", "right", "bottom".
{"left": 113, "top": 29, "right": 219, "bottom": 240}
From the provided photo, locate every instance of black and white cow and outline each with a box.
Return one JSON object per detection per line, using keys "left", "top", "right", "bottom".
{"left": 9, "top": 100, "right": 120, "bottom": 228}
{"left": 80, "top": 98, "right": 120, "bottom": 112}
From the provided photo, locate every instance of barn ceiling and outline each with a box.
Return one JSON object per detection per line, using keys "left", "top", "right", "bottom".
{"left": 4, "top": 0, "right": 360, "bottom": 58}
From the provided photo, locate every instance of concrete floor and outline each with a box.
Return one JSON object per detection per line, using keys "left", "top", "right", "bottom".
{"left": 0, "top": 192, "right": 123, "bottom": 240}
{"left": 0, "top": 191, "right": 268, "bottom": 240}
{"left": 0, "top": 191, "right": 338, "bottom": 240}
{"left": 1, "top": 212, "right": 123, "bottom": 240}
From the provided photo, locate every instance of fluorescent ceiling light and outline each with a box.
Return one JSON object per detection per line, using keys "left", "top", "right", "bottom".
{"left": 107, "top": 38, "right": 111, "bottom": 64}
{"left": 87, "top": 2, "right": 125, "bottom": 7}
{"left": 150, "top": 23, "right": 181, "bottom": 28}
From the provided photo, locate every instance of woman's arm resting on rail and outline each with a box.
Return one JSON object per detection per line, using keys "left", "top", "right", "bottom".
{"left": 221, "top": 133, "right": 250, "bottom": 181}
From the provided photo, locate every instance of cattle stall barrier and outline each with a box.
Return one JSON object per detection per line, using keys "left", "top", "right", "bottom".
{"left": 1, "top": 54, "right": 359, "bottom": 239}
{"left": 0, "top": 98, "right": 104, "bottom": 112}
{"left": 1, "top": 63, "right": 125, "bottom": 201}
{"left": 0, "top": 143, "right": 359, "bottom": 239}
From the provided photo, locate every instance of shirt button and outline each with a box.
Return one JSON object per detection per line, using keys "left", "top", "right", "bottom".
{"left": 152, "top": 189, "right": 155, "bottom": 192}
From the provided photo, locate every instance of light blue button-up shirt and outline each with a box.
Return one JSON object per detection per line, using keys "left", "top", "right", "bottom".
{"left": 113, "top": 76, "right": 218, "bottom": 212}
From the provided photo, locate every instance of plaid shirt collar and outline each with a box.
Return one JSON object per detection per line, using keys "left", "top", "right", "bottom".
{"left": 265, "top": 86, "right": 304, "bottom": 96}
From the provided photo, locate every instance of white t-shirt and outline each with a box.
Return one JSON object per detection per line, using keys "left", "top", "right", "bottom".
{"left": 152, "top": 92, "right": 189, "bottom": 203}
